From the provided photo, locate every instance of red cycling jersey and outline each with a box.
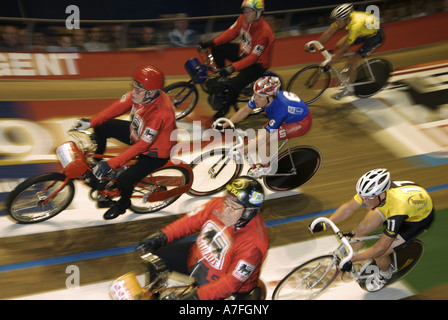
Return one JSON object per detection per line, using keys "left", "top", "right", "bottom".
{"left": 213, "top": 15, "right": 275, "bottom": 71}
{"left": 89, "top": 91, "right": 177, "bottom": 169}
{"left": 161, "top": 197, "right": 269, "bottom": 300}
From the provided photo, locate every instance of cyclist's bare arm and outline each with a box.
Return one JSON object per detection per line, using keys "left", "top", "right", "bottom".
{"left": 224, "top": 105, "right": 252, "bottom": 129}
{"left": 329, "top": 40, "right": 351, "bottom": 66}
{"left": 317, "top": 23, "right": 339, "bottom": 46}
{"left": 329, "top": 198, "right": 361, "bottom": 224}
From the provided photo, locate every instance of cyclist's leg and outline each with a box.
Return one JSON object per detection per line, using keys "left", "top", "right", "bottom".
{"left": 211, "top": 43, "right": 240, "bottom": 68}
{"left": 103, "top": 156, "right": 168, "bottom": 219}
{"left": 93, "top": 119, "right": 131, "bottom": 155}
{"left": 215, "top": 63, "right": 266, "bottom": 119}
{"left": 116, "top": 155, "right": 169, "bottom": 208}
{"left": 351, "top": 27, "right": 384, "bottom": 83}
{"left": 376, "top": 208, "right": 434, "bottom": 271}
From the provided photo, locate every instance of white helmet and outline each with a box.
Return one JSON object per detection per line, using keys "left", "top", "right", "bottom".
{"left": 356, "top": 168, "right": 391, "bottom": 197}
{"left": 330, "top": 3, "right": 354, "bottom": 20}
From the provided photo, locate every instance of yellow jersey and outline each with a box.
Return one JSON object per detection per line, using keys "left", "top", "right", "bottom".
{"left": 332, "top": 11, "right": 380, "bottom": 45}
{"left": 354, "top": 181, "right": 433, "bottom": 236}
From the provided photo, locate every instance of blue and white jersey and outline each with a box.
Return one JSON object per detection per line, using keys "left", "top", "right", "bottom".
{"left": 248, "top": 91, "right": 309, "bottom": 132}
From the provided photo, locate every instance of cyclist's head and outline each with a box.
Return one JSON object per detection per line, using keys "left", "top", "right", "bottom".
{"left": 132, "top": 65, "right": 164, "bottom": 103}
{"left": 330, "top": 3, "right": 354, "bottom": 20}
{"left": 356, "top": 168, "right": 391, "bottom": 197}
{"left": 253, "top": 76, "right": 281, "bottom": 97}
{"left": 225, "top": 176, "right": 265, "bottom": 229}
{"left": 241, "top": 0, "right": 265, "bottom": 20}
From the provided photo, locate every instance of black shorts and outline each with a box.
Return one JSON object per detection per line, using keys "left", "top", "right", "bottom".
{"left": 354, "top": 26, "right": 384, "bottom": 58}
{"left": 393, "top": 208, "right": 435, "bottom": 251}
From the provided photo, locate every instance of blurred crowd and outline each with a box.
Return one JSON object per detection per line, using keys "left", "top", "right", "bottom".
{"left": 0, "top": 0, "right": 447, "bottom": 53}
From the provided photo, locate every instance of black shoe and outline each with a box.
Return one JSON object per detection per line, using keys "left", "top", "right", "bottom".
{"left": 103, "top": 204, "right": 126, "bottom": 220}
{"left": 213, "top": 106, "right": 230, "bottom": 120}
{"left": 96, "top": 199, "right": 116, "bottom": 208}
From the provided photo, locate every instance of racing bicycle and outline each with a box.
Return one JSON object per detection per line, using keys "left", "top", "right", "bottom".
{"left": 187, "top": 118, "right": 322, "bottom": 196}
{"left": 163, "top": 47, "right": 282, "bottom": 120}
{"left": 272, "top": 217, "right": 424, "bottom": 300}
{"left": 287, "top": 40, "right": 393, "bottom": 104}
{"left": 109, "top": 253, "right": 266, "bottom": 300}
{"left": 5, "top": 128, "right": 193, "bottom": 224}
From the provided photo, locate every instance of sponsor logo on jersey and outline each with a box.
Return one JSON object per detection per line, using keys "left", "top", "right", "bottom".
{"left": 141, "top": 127, "right": 157, "bottom": 143}
{"left": 408, "top": 194, "right": 427, "bottom": 208}
{"left": 232, "top": 260, "right": 255, "bottom": 282}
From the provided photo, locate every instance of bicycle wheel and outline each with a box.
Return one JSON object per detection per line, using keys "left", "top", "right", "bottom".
{"left": 6, "top": 172, "right": 75, "bottom": 224}
{"left": 187, "top": 148, "right": 243, "bottom": 196}
{"left": 354, "top": 58, "right": 393, "bottom": 98}
{"left": 390, "top": 239, "right": 424, "bottom": 283}
{"left": 287, "top": 64, "right": 331, "bottom": 104}
{"left": 357, "top": 239, "right": 424, "bottom": 291}
{"left": 163, "top": 81, "right": 198, "bottom": 120}
{"left": 272, "top": 255, "right": 340, "bottom": 300}
{"left": 264, "top": 146, "right": 322, "bottom": 191}
{"left": 130, "top": 166, "right": 191, "bottom": 213}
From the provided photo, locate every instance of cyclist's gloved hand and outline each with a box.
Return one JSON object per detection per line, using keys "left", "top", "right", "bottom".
{"left": 93, "top": 160, "right": 111, "bottom": 179}
{"left": 198, "top": 39, "right": 214, "bottom": 49}
{"left": 74, "top": 118, "right": 91, "bottom": 130}
{"left": 135, "top": 230, "right": 168, "bottom": 256}
{"left": 309, "top": 221, "right": 328, "bottom": 233}
{"left": 218, "top": 65, "right": 235, "bottom": 77}
{"left": 214, "top": 123, "right": 224, "bottom": 131}
{"left": 340, "top": 261, "right": 353, "bottom": 272}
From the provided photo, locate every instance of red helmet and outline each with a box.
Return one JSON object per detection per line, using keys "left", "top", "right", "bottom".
{"left": 253, "top": 76, "right": 281, "bottom": 96}
{"left": 132, "top": 65, "right": 164, "bottom": 91}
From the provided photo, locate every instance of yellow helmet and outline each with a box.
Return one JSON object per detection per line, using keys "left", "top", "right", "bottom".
{"left": 241, "top": 0, "right": 265, "bottom": 19}
{"left": 241, "top": 0, "right": 264, "bottom": 11}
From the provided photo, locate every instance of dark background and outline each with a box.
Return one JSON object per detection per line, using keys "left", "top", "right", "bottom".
{"left": 1, "top": 0, "right": 369, "bottom": 19}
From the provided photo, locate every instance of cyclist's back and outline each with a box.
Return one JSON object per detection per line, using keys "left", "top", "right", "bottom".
{"left": 249, "top": 90, "right": 309, "bottom": 130}
{"left": 343, "top": 11, "right": 380, "bottom": 45}
{"left": 354, "top": 181, "right": 433, "bottom": 223}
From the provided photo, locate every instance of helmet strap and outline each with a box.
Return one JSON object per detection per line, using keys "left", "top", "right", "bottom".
{"left": 372, "top": 193, "right": 387, "bottom": 210}
{"left": 143, "top": 89, "right": 161, "bottom": 104}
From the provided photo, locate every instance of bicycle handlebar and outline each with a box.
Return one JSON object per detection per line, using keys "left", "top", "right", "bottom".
{"left": 212, "top": 117, "right": 246, "bottom": 153}
{"left": 305, "top": 40, "right": 333, "bottom": 67}
{"left": 310, "top": 217, "right": 354, "bottom": 269}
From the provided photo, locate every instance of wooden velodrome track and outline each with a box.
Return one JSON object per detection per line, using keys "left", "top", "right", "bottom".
{"left": 1, "top": 41, "right": 447, "bottom": 300}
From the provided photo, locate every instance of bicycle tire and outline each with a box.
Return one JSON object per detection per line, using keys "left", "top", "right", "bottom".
{"left": 286, "top": 64, "right": 331, "bottom": 104}
{"left": 163, "top": 81, "right": 198, "bottom": 120}
{"left": 187, "top": 148, "right": 243, "bottom": 197}
{"left": 130, "top": 165, "right": 191, "bottom": 213}
{"left": 6, "top": 172, "right": 75, "bottom": 224}
{"left": 354, "top": 58, "right": 393, "bottom": 98}
{"left": 264, "top": 146, "right": 322, "bottom": 191}
{"left": 272, "top": 255, "right": 340, "bottom": 300}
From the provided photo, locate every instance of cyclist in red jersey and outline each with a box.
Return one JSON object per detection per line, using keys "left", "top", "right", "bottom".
{"left": 135, "top": 176, "right": 269, "bottom": 300}
{"left": 74, "top": 65, "right": 177, "bottom": 220}
{"left": 199, "top": 0, "right": 275, "bottom": 120}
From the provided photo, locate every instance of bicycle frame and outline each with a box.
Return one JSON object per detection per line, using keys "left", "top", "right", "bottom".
{"left": 306, "top": 40, "right": 378, "bottom": 89}
{"left": 59, "top": 129, "right": 193, "bottom": 205}
{"left": 214, "top": 118, "right": 299, "bottom": 178}
{"left": 310, "top": 217, "right": 401, "bottom": 287}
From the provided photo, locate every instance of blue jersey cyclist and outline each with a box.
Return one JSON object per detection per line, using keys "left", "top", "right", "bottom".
{"left": 217, "top": 76, "right": 312, "bottom": 178}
